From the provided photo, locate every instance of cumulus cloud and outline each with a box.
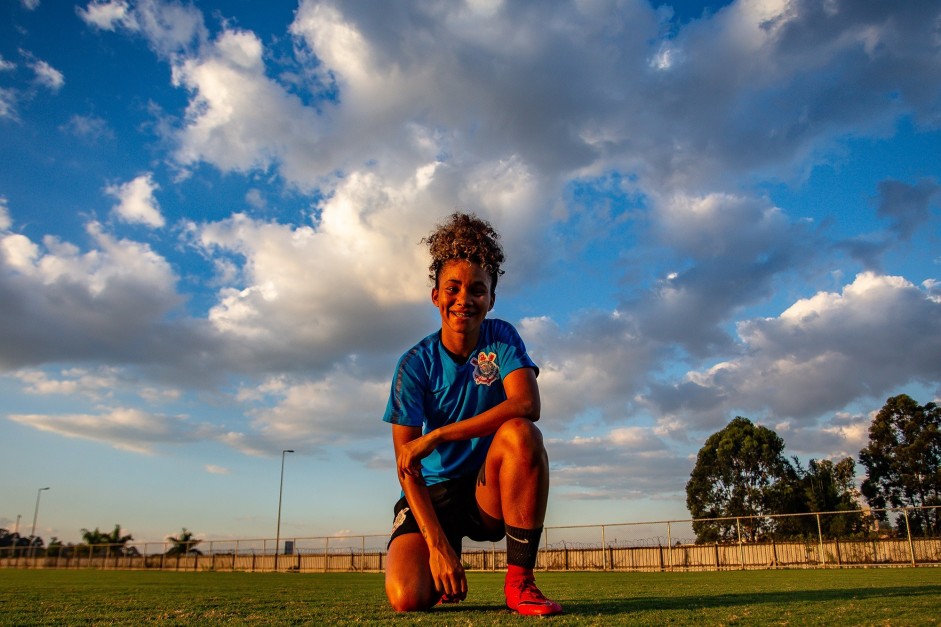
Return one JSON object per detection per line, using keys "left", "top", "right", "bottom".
{"left": 61, "top": 114, "right": 114, "bottom": 142}
{"left": 5, "top": 0, "right": 941, "bottom": 501}
{"left": 629, "top": 191, "right": 818, "bottom": 356}
{"left": 0, "top": 219, "right": 194, "bottom": 373}
{"left": 223, "top": 370, "right": 389, "bottom": 455}
{"left": 78, "top": 0, "right": 138, "bottom": 32}
{"left": 0, "top": 197, "right": 10, "bottom": 231}
{"left": 106, "top": 174, "right": 165, "bottom": 228}
{"left": 644, "top": 272, "right": 941, "bottom": 433}
{"left": 548, "top": 426, "right": 688, "bottom": 500}
{"left": 13, "top": 367, "right": 120, "bottom": 400}
{"left": 184, "top": 169, "right": 448, "bottom": 374}
{"left": 170, "top": 27, "right": 328, "bottom": 183}
{"left": 876, "top": 178, "right": 940, "bottom": 240}
{"left": 30, "top": 59, "right": 64, "bottom": 91}
{"left": 8, "top": 407, "right": 216, "bottom": 454}
{"left": 79, "top": 0, "right": 205, "bottom": 57}
{"left": 0, "top": 88, "right": 17, "bottom": 119}
{"left": 519, "top": 313, "right": 659, "bottom": 429}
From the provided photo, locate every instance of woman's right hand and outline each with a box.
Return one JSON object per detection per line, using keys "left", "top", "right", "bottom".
{"left": 428, "top": 543, "right": 467, "bottom": 602}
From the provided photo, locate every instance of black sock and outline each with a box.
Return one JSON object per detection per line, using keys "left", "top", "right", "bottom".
{"left": 505, "top": 524, "right": 542, "bottom": 570}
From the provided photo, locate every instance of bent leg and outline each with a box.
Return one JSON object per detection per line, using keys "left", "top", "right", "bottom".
{"left": 476, "top": 418, "right": 549, "bottom": 529}
{"left": 476, "top": 419, "right": 563, "bottom": 615}
{"left": 385, "top": 533, "right": 438, "bottom": 612}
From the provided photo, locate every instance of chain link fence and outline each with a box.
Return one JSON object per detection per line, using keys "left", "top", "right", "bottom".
{"left": 3, "top": 505, "right": 938, "bottom": 573}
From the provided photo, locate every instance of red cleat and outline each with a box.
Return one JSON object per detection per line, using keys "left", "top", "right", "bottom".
{"left": 505, "top": 573, "right": 563, "bottom": 616}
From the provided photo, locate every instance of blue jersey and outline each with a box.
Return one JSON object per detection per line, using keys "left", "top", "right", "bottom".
{"left": 383, "top": 318, "right": 538, "bottom": 485}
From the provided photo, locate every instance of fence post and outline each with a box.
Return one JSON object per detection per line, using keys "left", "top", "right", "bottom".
{"left": 667, "top": 521, "right": 673, "bottom": 572}
{"left": 543, "top": 528, "right": 549, "bottom": 572}
{"left": 324, "top": 537, "right": 329, "bottom": 573}
{"left": 736, "top": 518, "right": 745, "bottom": 570}
{"left": 903, "top": 508, "right": 916, "bottom": 566}
{"left": 601, "top": 525, "right": 607, "bottom": 571}
{"left": 816, "top": 513, "right": 825, "bottom": 568}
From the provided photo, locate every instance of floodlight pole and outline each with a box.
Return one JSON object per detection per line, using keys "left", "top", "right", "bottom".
{"left": 30, "top": 487, "right": 49, "bottom": 557}
{"left": 274, "top": 450, "right": 294, "bottom": 571}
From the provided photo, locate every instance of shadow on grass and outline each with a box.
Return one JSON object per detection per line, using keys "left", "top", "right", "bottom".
{"left": 557, "top": 584, "right": 941, "bottom": 616}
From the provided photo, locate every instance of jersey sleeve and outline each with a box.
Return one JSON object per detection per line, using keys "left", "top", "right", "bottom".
{"left": 492, "top": 319, "right": 539, "bottom": 379}
{"left": 382, "top": 345, "right": 426, "bottom": 427}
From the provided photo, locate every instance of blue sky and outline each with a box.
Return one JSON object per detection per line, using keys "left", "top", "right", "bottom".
{"left": 1, "top": 0, "right": 939, "bottom": 546}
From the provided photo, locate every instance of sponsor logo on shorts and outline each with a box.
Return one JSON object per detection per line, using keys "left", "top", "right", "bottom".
{"left": 392, "top": 507, "right": 410, "bottom": 534}
{"left": 472, "top": 351, "right": 500, "bottom": 386}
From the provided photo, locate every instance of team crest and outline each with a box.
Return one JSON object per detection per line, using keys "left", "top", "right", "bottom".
{"left": 472, "top": 351, "right": 500, "bottom": 386}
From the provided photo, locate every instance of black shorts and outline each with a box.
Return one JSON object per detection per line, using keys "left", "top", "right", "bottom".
{"left": 388, "top": 472, "right": 505, "bottom": 555}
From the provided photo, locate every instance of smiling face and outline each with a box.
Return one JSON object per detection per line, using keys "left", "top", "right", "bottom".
{"left": 432, "top": 259, "right": 495, "bottom": 357}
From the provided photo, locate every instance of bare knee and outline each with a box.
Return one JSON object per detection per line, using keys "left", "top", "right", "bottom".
{"left": 385, "top": 534, "right": 437, "bottom": 612}
{"left": 494, "top": 418, "right": 546, "bottom": 458}
{"left": 385, "top": 580, "right": 437, "bottom": 612}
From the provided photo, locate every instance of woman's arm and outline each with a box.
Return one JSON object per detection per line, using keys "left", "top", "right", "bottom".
{"left": 392, "top": 424, "right": 467, "bottom": 601}
{"left": 397, "top": 367, "right": 539, "bottom": 478}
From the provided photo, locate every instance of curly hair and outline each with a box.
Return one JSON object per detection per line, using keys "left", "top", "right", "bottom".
{"left": 422, "top": 212, "right": 505, "bottom": 292}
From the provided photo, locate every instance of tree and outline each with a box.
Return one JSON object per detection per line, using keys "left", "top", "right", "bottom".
{"left": 775, "top": 457, "right": 866, "bottom": 538}
{"left": 686, "top": 417, "right": 794, "bottom": 543}
{"left": 165, "top": 528, "right": 202, "bottom": 556}
{"left": 859, "top": 394, "right": 941, "bottom": 535}
{"left": 80, "top": 524, "right": 134, "bottom": 557}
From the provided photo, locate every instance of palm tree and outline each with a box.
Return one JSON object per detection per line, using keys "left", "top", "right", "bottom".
{"left": 165, "top": 528, "right": 202, "bottom": 555}
{"left": 81, "top": 524, "right": 133, "bottom": 556}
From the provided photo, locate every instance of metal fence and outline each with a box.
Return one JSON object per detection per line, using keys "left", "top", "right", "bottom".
{"left": 3, "top": 506, "right": 939, "bottom": 573}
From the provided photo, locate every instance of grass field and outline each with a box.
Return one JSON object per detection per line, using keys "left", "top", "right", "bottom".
{"left": 2, "top": 568, "right": 940, "bottom": 625}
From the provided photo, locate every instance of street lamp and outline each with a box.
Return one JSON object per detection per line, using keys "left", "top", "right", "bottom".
{"left": 30, "top": 487, "right": 49, "bottom": 557}
{"left": 274, "top": 450, "right": 294, "bottom": 570}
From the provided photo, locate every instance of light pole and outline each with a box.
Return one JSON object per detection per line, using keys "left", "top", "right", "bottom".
{"left": 274, "top": 449, "right": 294, "bottom": 571}
{"left": 30, "top": 487, "right": 49, "bottom": 557}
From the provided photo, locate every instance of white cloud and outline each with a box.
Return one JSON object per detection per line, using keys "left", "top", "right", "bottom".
{"left": 30, "top": 59, "right": 64, "bottom": 91}
{"left": 78, "top": 0, "right": 138, "bottom": 32}
{"left": 21, "top": 0, "right": 40, "bottom": 11}
{"left": 519, "top": 312, "right": 660, "bottom": 428}
{"left": 0, "top": 220, "right": 189, "bottom": 373}
{"left": 171, "top": 28, "right": 327, "bottom": 184}
{"left": 186, "top": 168, "right": 447, "bottom": 373}
{"left": 205, "top": 464, "right": 230, "bottom": 475}
{"left": 8, "top": 407, "right": 214, "bottom": 454}
{"left": 547, "top": 425, "right": 687, "bottom": 499}
{"left": 13, "top": 367, "right": 119, "bottom": 400}
{"left": 4, "top": 0, "right": 941, "bottom": 510}
{"left": 224, "top": 371, "right": 389, "bottom": 455}
{"left": 0, "top": 88, "right": 17, "bottom": 119}
{"left": 0, "top": 197, "right": 10, "bottom": 231}
{"left": 644, "top": 272, "right": 941, "bottom": 432}
{"left": 61, "top": 114, "right": 114, "bottom": 141}
{"left": 106, "top": 173, "right": 165, "bottom": 228}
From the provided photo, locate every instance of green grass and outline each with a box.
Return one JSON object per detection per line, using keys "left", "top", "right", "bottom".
{"left": 2, "top": 568, "right": 940, "bottom": 625}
